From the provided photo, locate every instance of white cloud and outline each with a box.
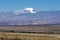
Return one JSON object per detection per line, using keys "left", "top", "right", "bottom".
{"left": 13, "top": 8, "right": 37, "bottom": 15}
{"left": 24, "top": 8, "right": 36, "bottom": 13}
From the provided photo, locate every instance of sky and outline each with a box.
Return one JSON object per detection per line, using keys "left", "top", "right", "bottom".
{"left": 0, "top": 0, "right": 60, "bottom": 11}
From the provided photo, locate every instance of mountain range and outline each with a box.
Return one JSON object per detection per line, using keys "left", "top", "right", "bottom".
{"left": 0, "top": 8, "right": 60, "bottom": 25}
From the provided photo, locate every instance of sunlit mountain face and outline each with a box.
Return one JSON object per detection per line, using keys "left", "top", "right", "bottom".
{"left": 0, "top": 8, "right": 60, "bottom": 25}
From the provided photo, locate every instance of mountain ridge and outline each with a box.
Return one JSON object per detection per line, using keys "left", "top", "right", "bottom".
{"left": 0, "top": 8, "right": 60, "bottom": 25}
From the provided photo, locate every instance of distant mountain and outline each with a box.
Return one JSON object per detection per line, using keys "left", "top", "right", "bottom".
{"left": 0, "top": 8, "right": 60, "bottom": 25}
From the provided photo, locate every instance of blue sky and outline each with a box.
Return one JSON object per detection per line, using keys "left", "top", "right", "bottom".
{"left": 0, "top": 0, "right": 60, "bottom": 11}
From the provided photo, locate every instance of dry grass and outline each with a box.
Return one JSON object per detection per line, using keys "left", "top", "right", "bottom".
{"left": 0, "top": 33, "right": 60, "bottom": 40}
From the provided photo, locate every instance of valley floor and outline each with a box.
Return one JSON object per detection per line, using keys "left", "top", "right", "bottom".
{"left": 0, "top": 25, "right": 60, "bottom": 40}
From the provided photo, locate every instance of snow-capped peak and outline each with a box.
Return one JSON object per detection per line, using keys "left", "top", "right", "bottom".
{"left": 23, "top": 8, "right": 36, "bottom": 13}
